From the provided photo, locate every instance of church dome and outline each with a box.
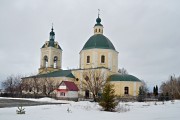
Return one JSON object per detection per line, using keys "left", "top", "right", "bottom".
{"left": 109, "top": 74, "right": 141, "bottom": 82}
{"left": 82, "top": 34, "right": 116, "bottom": 50}
{"left": 96, "top": 17, "right": 101, "bottom": 23}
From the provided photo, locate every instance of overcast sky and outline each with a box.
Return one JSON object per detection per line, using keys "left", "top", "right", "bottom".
{"left": 0, "top": 0, "right": 180, "bottom": 89}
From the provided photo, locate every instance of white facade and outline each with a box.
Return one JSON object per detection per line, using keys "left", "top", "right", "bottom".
{"left": 56, "top": 91, "right": 78, "bottom": 99}
{"left": 55, "top": 82, "right": 78, "bottom": 100}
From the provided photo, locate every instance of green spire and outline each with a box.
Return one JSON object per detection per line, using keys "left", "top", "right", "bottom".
{"left": 49, "top": 25, "right": 55, "bottom": 41}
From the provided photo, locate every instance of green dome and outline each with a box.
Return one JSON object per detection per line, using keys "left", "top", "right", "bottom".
{"left": 82, "top": 34, "right": 116, "bottom": 50}
{"left": 96, "top": 17, "right": 101, "bottom": 23}
{"left": 95, "top": 17, "right": 102, "bottom": 26}
{"left": 109, "top": 74, "right": 141, "bottom": 82}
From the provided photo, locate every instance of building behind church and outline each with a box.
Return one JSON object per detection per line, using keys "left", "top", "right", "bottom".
{"left": 22, "top": 15, "right": 142, "bottom": 100}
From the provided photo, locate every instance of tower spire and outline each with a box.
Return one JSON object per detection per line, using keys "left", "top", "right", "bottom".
{"left": 49, "top": 24, "right": 55, "bottom": 41}
{"left": 98, "top": 9, "right": 100, "bottom": 18}
{"left": 95, "top": 9, "right": 102, "bottom": 26}
{"left": 94, "top": 10, "right": 103, "bottom": 34}
{"left": 51, "top": 23, "right": 54, "bottom": 31}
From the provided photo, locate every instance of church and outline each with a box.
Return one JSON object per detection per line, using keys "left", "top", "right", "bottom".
{"left": 22, "top": 15, "right": 142, "bottom": 100}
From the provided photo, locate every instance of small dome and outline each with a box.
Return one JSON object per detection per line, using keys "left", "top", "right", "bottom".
{"left": 109, "top": 74, "right": 141, "bottom": 82}
{"left": 95, "top": 17, "right": 103, "bottom": 26}
{"left": 82, "top": 34, "right": 116, "bottom": 50}
{"left": 96, "top": 17, "right": 101, "bottom": 23}
{"left": 50, "top": 28, "right": 55, "bottom": 36}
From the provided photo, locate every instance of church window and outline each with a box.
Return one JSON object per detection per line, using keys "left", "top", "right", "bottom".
{"left": 44, "top": 56, "right": 48, "bottom": 68}
{"left": 85, "top": 76, "right": 89, "bottom": 81}
{"left": 87, "top": 56, "right": 90, "bottom": 63}
{"left": 54, "top": 56, "right": 58, "bottom": 68}
{"left": 124, "top": 87, "right": 129, "bottom": 95}
{"left": 101, "top": 55, "right": 105, "bottom": 63}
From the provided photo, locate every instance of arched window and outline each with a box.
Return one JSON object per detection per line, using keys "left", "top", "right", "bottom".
{"left": 54, "top": 56, "right": 58, "bottom": 68}
{"left": 87, "top": 56, "right": 90, "bottom": 63}
{"left": 99, "top": 29, "right": 100, "bottom": 32}
{"left": 101, "top": 55, "right": 105, "bottom": 63}
{"left": 44, "top": 56, "right": 48, "bottom": 68}
{"left": 29, "top": 87, "right": 32, "bottom": 92}
{"left": 124, "top": 87, "right": 129, "bottom": 95}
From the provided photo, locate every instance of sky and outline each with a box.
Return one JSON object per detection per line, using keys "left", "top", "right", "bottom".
{"left": 0, "top": 0, "right": 180, "bottom": 89}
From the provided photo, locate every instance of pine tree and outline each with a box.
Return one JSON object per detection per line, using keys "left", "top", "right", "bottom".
{"left": 99, "top": 82, "right": 118, "bottom": 112}
{"left": 138, "top": 86, "right": 145, "bottom": 102}
{"left": 155, "top": 85, "right": 158, "bottom": 96}
{"left": 153, "top": 86, "right": 156, "bottom": 96}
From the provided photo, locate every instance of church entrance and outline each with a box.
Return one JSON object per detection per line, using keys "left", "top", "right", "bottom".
{"left": 85, "top": 90, "right": 89, "bottom": 99}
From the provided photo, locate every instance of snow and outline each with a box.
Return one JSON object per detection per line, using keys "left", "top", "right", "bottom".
{"left": 0, "top": 98, "right": 179, "bottom": 120}
{"left": 0, "top": 97, "right": 72, "bottom": 103}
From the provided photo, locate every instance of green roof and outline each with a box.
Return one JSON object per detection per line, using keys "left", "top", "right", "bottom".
{"left": 25, "top": 70, "right": 75, "bottom": 79}
{"left": 82, "top": 34, "right": 116, "bottom": 50}
{"left": 41, "top": 41, "right": 62, "bottom": 50}
{"left": 41, "top": 27, "right": 62, "bottom": 50}
{"left": 109, "top": 74, "right": 141, "bottom": 82}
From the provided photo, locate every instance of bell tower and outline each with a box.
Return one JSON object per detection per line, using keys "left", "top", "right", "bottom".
{"left": 39, "top": 26, "right": 62, "bottom": 74}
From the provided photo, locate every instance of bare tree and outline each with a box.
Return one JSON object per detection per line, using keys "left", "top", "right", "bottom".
{"left": 2, "top": 74, "right": 24, "bottom": 97}
{"left": 40, "top": 77, "right": 58, "bottom": 97}
{"left": 137, "top": 80, "right": 149, "bottom": 102}
{"left": 160, "top": 75, "right": 180, "bottom": 99}
{"left": 21, "top": 73, "right": 60, "bottom": 98}
{"left": 82, "top": 69, "right": 108, "bottom": 101}
{"left": 13, "top": 75, "right": 26, "bottom": 96}
{"left": 118, "top": 68, "right": 128, "bottom": 75}
{"left": 22, "top": 75, "right": 41, "bottom": 97}
{"left": 141, "top": 80, "right": 149, "bottom": 94}
{"left": 2, "top": 75, "right": 15, "bottom": 95}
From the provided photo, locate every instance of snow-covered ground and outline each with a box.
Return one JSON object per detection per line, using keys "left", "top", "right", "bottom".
{"left": 0, "top": 97, "right": 72, "bottom": 104}
{"left": 0, "top": 97, "right": 179, "bottom": 120}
